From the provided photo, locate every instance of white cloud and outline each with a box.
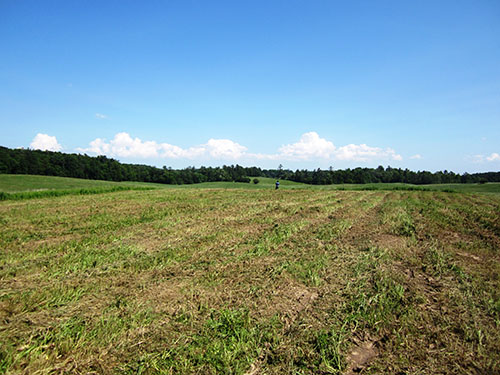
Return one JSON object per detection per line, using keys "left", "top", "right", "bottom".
{"left": 78, "top": 132, "right": 158, "bottom": 158}
{"left": 111, "top": 132, "right": 159, "bottom": 158}
{"left": 247, "top": 152, "right": 281, "bottom": 161}
{"left": 30, "top": 133, "right": 62, "bottom": 152}
{"left": 77, "top": 131, "right": 402, "bottom": 164}
{"left": 205, "top": 139, "right": 247, "bottom": 159}
{"left": 85, "top": 138, "right": 111, "bottom": 154}
{"left": 279, "top": 132, "right": 335, "bottom": 160}
{"left": 78, "top": 133, "right": 247, "bottom": 160}
{"left": 410, "top": 154, "right": 422, "bottom": 159}
{"left": 468, "top": 153, "right": 500, "bottom": 163}
{"left": 276, "top": 132, "right": 401, "bottom": 162}
{"left": 95, "top": 113, "right": 108, "bottom": 119}
{"left": 159, "top": 139, "right": 247, "bottom": 159}
{"left": 486, "top": 152, "right": 500, "bottom": 161}
{"left": 334, "top": 144, "right": 402, "bottom": 162}
{"left": 159, "top": 143, "right": 195, "bottom": 158}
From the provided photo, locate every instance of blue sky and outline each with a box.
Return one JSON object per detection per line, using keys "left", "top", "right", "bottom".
{"left": 1, "top": 0, "right": 499, "bottom": 172}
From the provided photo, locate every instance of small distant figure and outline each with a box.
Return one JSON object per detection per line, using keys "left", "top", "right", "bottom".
{"left": 275, "top": 180, "right": 280, "bottom": 190}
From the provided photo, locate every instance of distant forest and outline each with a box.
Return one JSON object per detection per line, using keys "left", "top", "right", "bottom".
{"left": 1, "top": 146, "right": 499, "bottom": 185}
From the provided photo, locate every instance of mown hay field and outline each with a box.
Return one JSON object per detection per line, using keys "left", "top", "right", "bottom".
{"left": 1, "top": 187, "right": 499, "bottom": 374}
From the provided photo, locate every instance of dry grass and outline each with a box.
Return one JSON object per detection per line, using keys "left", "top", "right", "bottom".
{"left": 1, "top": 188, "right": 499, "bottom": 374}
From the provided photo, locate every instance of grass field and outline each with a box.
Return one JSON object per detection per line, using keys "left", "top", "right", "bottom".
{"left": 0, "top": 175, "right": 304, "bottom": 197}
{"left": 2, "top": 174, "right": 500, "bottom": 196}
{"left": 315, "top": 182, "right": 500, "bottom": 194}
{"left": 0, "top": 175, "right": 304, "bottom": 192}
{"left": 1, "top": 175, "right": 499, "bottom": 374}
{"left": 0, "top": 175, "right": 163, "bottom": 201}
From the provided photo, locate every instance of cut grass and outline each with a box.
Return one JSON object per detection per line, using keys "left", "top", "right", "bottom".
{"left": 319, "top": 182, "right": 500, "bottom": 194}
{"left": 2, "top": 174, "right": 500, "bottom": 197}
{"left": 0, "top": 184, "right": 499, "bottom": 374}
{"left": 0, "top": 174, "right": 304, "bottom": 194}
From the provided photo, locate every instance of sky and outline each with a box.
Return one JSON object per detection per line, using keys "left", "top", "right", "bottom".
{"left": 1, "top": 0, "right": 499, "bottom": 173}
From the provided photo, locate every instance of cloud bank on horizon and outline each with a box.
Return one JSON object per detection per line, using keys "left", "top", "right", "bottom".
{"left": 28, "top": 131, "right": 500, "bottom": 167}
{"left": 71, "top": 131, "right": 402, "bottom": 163}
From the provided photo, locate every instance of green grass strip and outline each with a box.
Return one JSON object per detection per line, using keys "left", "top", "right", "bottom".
{"left": 0, "top": 186, "right": 154, "bottom": 201}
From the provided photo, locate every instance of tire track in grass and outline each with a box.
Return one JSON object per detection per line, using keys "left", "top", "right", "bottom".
{"left": 231, "top": 191, "right": 387, "bottom": 374}
{"left": 336, "top": 191, "right": 500, "bottom": 374}
{"left": 259, "top": 191, "right": 392, "bottom": 374}
{"left": 96, "top": 191, "right": 367, "bottom": 374}
{"left": 386, "top": 191, "right": 500, "bottom": 374}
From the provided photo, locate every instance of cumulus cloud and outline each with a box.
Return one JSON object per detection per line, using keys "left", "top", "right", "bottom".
{"left": 486, "top": 153, "right": 500, "bottom": 161}
{"left": 279, "top": 132, "right": 335, "bottom": 160}
{"left": 78, "top": 132, "right": 247, "bottom": 160}
{"left": 276, "top": 132, "right": 401, "bottom": 162}
{"left": 159, "top": 139, "right": 247, "bottom": 159}
{"left": 77, "top": 131, "right": 402, "bottom": 164}
{"left": 95, "top": 113, "right": 108, "bottom": 119}
{"left": 204, "top": 139, "right": 247, "bottom": 159}
{"left": 30, "top": 133, "right": 62, "bottom": 152}
{"left": 410, "top": 154, "right": 422, "bottom": 159}
{"left": 159, "top": 143, "right": 196, "bottom": 159}
{"left": 79, "top": 132, "right": 158, "bottom": 158}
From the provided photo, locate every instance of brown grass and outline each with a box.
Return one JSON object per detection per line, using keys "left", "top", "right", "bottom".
{"left": 0, "top": 189, "right": 499, "bottom": 374}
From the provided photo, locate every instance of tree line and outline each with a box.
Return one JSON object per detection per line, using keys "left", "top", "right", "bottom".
{"left": 285, "top": 167, "right": 500, "bottom": 185}
{"left": 1, "top": 146, "right": 499, "bottom": 185}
